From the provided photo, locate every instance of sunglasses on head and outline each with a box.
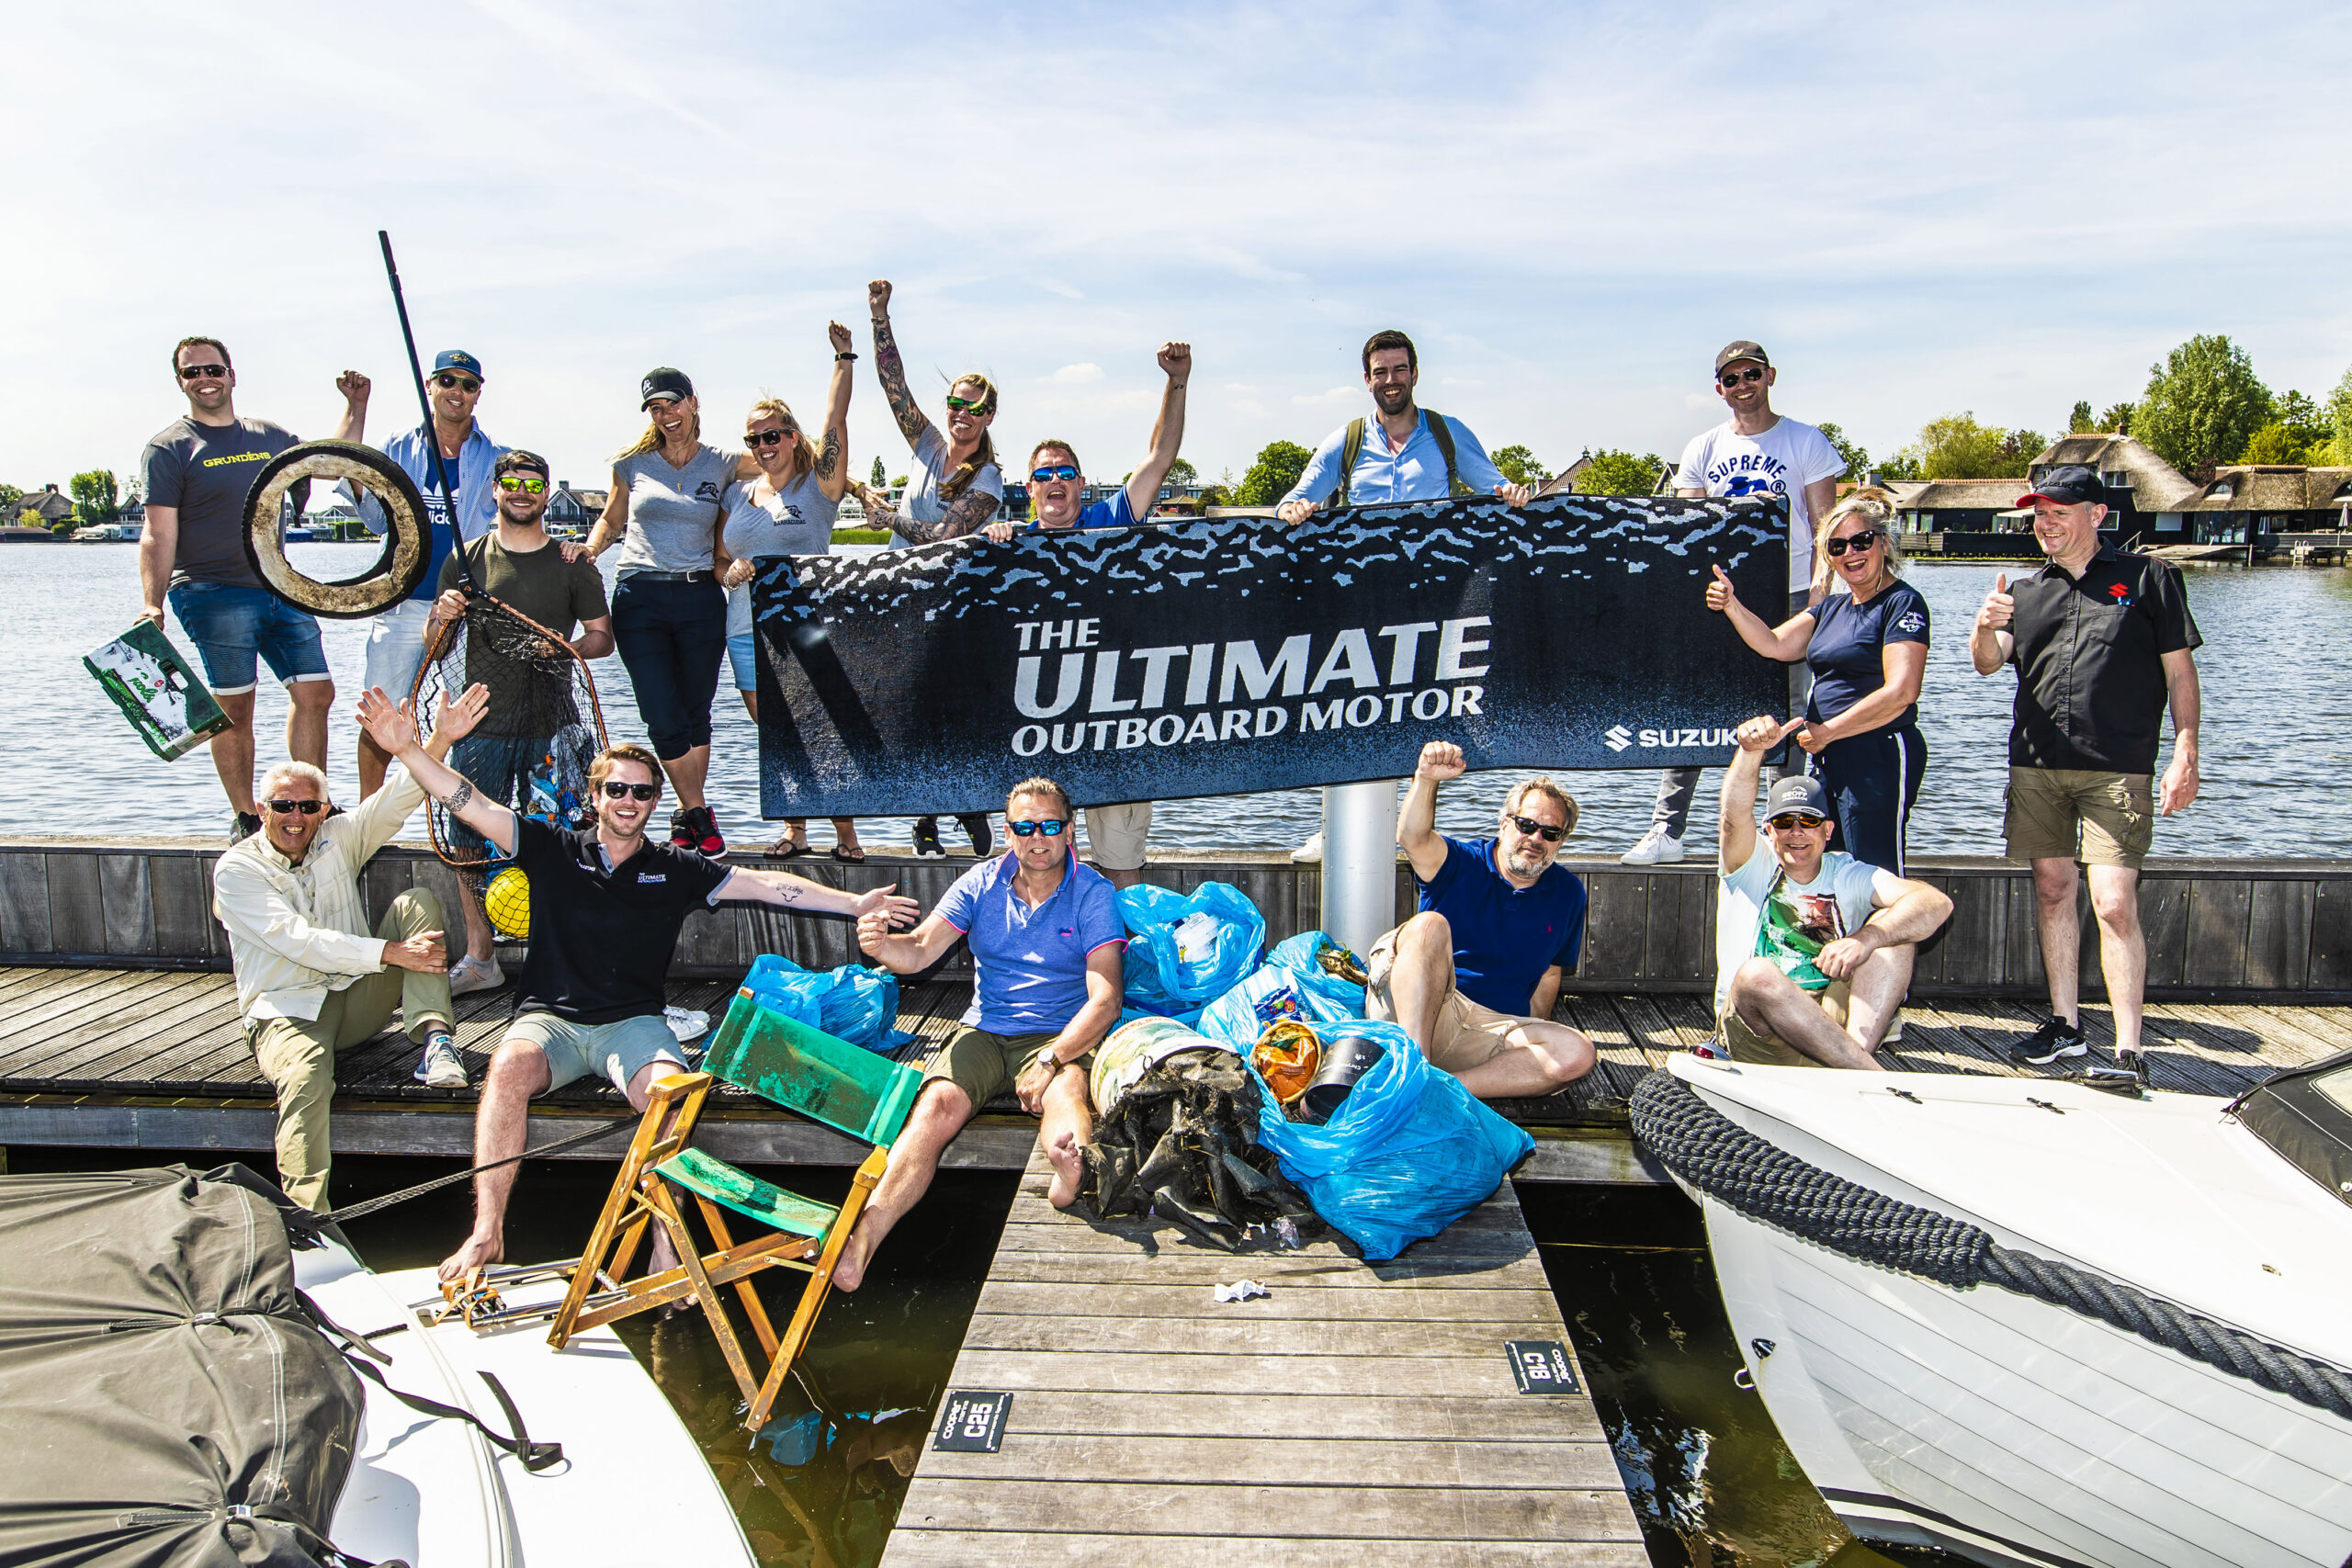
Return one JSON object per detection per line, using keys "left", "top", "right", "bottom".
{"left": 178, "top": 363, "right": 228, "bottom": 380}
{"left": 599, "top": 781, "right": 660, "bottom": 801}
{"left": 1505, "top": 813, "right": 1566, "bottom": 842}
{"left": 745, "top": 428, "right": 797, "bottom": 447}
{"left": 434, "top": 373, "right": 482, "bottom": 393}
{"left": 1008, "top": 818, "right": 1068, "bottom": 837}
{"left": 1031, "top": 465, "right": 1080, "bottom": 482}
{"left": 1825, "top": 529, "right": 1881, "bottom": 557}
{"left": 1719, "top": 367, "right": 1767, "bottom": 386}
{"left": 1768, "top": 813, "right": 1825, "bottom": 832}
{"left": 495, "top": 474, "right": 548, "bottom": 493}
{"left": 944, "top": 395, "right": 990, "bottom": 413}
{"left": 263, "top": 798, "right": 324, "bottom": 816}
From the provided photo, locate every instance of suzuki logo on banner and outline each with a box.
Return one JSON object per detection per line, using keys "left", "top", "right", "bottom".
{"left": 1607, "top": 726, "right": 1738, "bottom": 750}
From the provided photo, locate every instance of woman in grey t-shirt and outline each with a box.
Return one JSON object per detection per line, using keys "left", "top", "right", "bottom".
{"left": 585, "top": 367, "right": 756, "bottom": 856}
{"left": 862, "top": 277, "right": 1005, "bottom": 860}
{"left": 723, "top": 323, "right": 861, "bottom": 860}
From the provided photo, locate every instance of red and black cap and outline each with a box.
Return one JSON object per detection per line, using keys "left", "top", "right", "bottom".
{"left": 2018, "top": 465, "right": 2106, "bottom": 507}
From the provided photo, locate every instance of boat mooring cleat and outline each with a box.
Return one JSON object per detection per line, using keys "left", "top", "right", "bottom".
{"left": 2079, "top": 1056, "right": 2148, "bottom": 1098}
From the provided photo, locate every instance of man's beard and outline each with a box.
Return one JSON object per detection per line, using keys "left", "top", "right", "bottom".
{"left": 1374, "top": 386, "right": 1411, "bottom": 413}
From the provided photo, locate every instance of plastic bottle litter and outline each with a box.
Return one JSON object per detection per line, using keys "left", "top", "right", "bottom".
{"left": 1213, "top": 1280, "right": 1271, "bottom": 1303}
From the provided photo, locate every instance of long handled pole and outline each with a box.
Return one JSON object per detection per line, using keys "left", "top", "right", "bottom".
{"left": 378, "top": 230, "right": 480, "bottom": 592}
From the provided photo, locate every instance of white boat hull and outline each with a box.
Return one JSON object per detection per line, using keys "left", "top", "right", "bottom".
{"left": 1663, "top": 1058, "right": 2352, "bottom": 1568}
{"left": 297, "top": 1241, "right": 757, "bottom": 1568}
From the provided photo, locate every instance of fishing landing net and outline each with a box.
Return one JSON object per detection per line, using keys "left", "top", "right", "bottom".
{"left": 408, "top": 591, "right": 609, "bottom": 873}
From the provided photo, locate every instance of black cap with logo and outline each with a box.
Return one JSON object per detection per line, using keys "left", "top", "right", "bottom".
{"left": 1714, "top": 340, "right": 1770, "bottom": 376}
{"left": 640, "top": 367, "right": 695, "bottom": 409}
{"left": 2018, "top": 465, "right": 2107, "bottom": 507}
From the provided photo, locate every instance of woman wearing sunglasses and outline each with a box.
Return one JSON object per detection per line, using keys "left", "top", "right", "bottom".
{"left": 1705, "top": 488, "right": 1930, "bottom": 874}
{"left": 861, "top": 276, "right": 1005, "bottom": 861}
{"left": 586, "top": 367, "right": 766, "bottom": 859}
{"left": 722, "top": 321, "right": 863, "bottom": 861}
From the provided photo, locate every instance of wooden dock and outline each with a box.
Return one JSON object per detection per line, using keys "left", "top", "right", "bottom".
{"left": 879, "top": 1145, "right": 1646, "bottom": 1567}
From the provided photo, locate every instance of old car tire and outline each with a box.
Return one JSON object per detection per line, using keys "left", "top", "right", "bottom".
{"left": 241, "top": 439, "right": 430, "bottom": 619}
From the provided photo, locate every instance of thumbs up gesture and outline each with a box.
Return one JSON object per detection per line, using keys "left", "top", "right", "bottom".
{"left": 1704, "top": 562, "right": 1739, "bottom": 615}
{"left": 1977, "top": 570, "right": 2015, "bottom": 632}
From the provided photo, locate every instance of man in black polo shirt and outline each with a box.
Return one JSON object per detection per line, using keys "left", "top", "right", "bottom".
{"left": 1970, "top": 465, "right": 2202, "bottom": 1076}
{"left": 356, "top": 691, "right": 917, "bottom": 1280}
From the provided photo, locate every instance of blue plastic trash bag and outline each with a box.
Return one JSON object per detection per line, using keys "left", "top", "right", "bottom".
{"left": 1197, "top": 964, "right": 1355, "bottom": 1049}
{"left": 741, "top": 953, "right": 902, "bottom": 1052}
{"left": 1264, "top": 930, "right": 1372, "bottom": 1014}
{"left": 1117, "top": 882, "right": 1266, "bottom": 1026}
{"left": 1250, "top": 1019, "right": 1533, "bottom": 1261}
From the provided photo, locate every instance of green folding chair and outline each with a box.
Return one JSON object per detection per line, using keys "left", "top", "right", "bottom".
{"left": 548, "top": 987, "right": 923, "bottom": 1434}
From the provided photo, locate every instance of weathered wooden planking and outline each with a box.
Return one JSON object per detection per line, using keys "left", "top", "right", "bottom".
{"left": 881, "top": 1535, "right": 1643, "bottom": 1567}
{"left": 972, "top": 1280, "right": 1566, "bottom": 1323}
{"left": 888, "top": 1481, "right": 1644, "bottom": 1547}
{"left": 913, "top": 1434, "right": 1624, "bottom": 1488}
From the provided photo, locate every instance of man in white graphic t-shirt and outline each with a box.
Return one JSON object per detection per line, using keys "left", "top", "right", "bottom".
{"left": 1623, "top": 340, "right": 1847, "bottom": 865}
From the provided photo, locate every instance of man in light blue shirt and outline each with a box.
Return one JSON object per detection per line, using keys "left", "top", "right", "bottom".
{"left": 358, "top": 348, "right": 506, "bottom": 795}
{"left": 1275, "top": 329, "right": 1532, "bottom": 523}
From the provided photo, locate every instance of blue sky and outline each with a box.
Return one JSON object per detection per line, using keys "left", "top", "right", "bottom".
{"left": 7, "top": 1, "right": 2352, "bottom": 496}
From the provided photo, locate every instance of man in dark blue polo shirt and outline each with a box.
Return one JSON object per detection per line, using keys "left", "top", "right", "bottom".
{"left": 1970, "top": 465, "right": 2203, "bottom": 1077}
{"left": 1364, "top": 740, "right": 1595, "bottom": 1098}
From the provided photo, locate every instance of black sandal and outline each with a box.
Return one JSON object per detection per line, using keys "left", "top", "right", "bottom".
{"left": 831, "top": 844, "right": 866, "bottom": 863}
{"left": 768, "top": 836, "right": 812, "bottom": 859}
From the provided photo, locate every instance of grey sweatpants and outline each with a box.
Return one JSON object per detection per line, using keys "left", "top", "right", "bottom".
{"left": 1650, "top": 588, "right": 1816, "bottom": 840}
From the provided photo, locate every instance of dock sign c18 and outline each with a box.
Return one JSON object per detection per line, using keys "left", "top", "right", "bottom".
{"left": 932, "top": 1390, "right": 1012, "bottom": 1452}
{"left": 1505, "top": 1339, "right": 1582, "bottom": 1395}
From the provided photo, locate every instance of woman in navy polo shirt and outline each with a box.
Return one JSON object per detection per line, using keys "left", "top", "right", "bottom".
{"left": 1706, "top": 487, "right": 1930, "bottom": 873}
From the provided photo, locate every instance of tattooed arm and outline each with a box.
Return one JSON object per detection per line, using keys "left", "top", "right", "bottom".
{"left": 891, "top": 486, "right": 1000, "bottom": 545}
{"left": 715, "top": 870, "right": 922, "bottom": 924}
{"left": 868, "top": 279, "right": 933, "bottom": 451}
{"left": 815, "top": 321, "right": 854, "bottom": 502}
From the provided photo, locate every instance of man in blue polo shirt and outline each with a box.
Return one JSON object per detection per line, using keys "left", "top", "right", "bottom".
{"left": 840, "top": 776, "right": 1126, "bottom": 1289}
{"left": 981, "top": 342, "right": 1191, "bottom": 886}
{"left": 1364, "top": 740, "right": 1594, "bottom": 1099}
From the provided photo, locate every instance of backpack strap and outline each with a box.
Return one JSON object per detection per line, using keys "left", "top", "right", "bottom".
{"left": 1333, "top": 418, "right": 1369, "bottom": 510}
{"left": 1420, "top": 411, "right": 1468, "bottom": 496}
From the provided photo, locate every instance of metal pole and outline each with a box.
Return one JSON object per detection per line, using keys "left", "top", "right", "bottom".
{"left": 1319, "top": 778, "right": 1398, "bottom": 954}
{"left": 378, "top": 230, "right": 477, "bottom": 592}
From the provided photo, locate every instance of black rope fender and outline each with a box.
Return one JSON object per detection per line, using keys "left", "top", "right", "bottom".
{"left": 1628, "top": 1069, "right": 2352, "bottom": 1425}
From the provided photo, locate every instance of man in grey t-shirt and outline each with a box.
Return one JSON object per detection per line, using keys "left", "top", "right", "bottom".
{"left": 139, "top": 335, "right": 371, "bottom": 840}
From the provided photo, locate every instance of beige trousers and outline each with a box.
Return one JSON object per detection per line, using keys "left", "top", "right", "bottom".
{"left": 247, "top": 887, "right": 452, "bottom": 1211}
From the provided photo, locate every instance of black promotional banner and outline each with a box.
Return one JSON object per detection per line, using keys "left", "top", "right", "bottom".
{"left": 750, "top": 492, "right": 1789, "bottom": 819}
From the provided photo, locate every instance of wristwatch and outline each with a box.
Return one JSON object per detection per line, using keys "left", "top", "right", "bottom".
{"left": 1034, "top": 1050, "right": 1062, "bottom": 1076}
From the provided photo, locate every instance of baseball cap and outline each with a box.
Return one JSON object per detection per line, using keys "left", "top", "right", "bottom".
{"left": 641, "top": 367, "right": 694, "bottom": 408}
{"left": 1714, "top": 341, "right": 1770, "bottom": 376}
{"left": 493, "top": 448, "right": 549, "bottom": 479}
{"left": 433, "top": 349, "right": 485, "bottom": 380}
{"left": 1764, "top": 774, "right": 1830, "bottom": 822}
{"left": 2018, "top": 465, "right": 2106, "bottom": 507}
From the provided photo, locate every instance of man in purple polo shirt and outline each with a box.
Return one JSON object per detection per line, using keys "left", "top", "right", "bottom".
{"left": 1364, "top": 740, "right": 1595, "bottom": 1098}
{"left": 838, "top": 775, "right": 1125, "bottom": 1289}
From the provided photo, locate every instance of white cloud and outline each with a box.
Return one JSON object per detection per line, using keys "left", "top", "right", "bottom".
{"left": 1293, "top": 387, "right": 1357, "bottom": 406}
{"left": 1051, "top": 363, "right": 1105, "bottom": 385}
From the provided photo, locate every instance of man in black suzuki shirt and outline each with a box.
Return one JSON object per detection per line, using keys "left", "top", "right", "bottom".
{"left": 356, "top": 690, "right": 917, "bottom": 1280}
{"left": 1969, "top": 466, "right": 2202, "bottom": 1077}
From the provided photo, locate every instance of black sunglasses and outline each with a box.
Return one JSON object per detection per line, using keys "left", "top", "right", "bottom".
{"left": 1718, "top": 367, "right": 1766, "bottom": 386}
{"left": 1008, "top": 819, "right": 1068, "bottom": 837}
{"left": 434, "top": 373, "right": 482, "bottom": 392}
{"left": 178, "top": 363, "right": 228, "bottom": 380}
{"left": 746, "top": 428, "right": 797, "bottom": 447}
{"left": 599, "top": 781, "right": 660, "bottom": 801}
{"left": 1825, "top": 529, "right": 1882, "bottom": 557}
{"left": 1505, "top": 813, "right": 1566, "bottom": 842}
{"left": 263, "top": 798, "right": 324, "bottom": 816}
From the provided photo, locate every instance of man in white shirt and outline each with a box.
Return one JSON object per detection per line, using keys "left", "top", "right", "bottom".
{"left": 1709, "top": 716, "right": 1950, "bottom": 1068}
{"left": 213, "top": 683, "right": 488, "bottom": 1209}
{"left": 1625, "top": 341, "right": 1847, "bottom": 864}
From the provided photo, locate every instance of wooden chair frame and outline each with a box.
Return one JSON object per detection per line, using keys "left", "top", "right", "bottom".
{"left": 546, "top": 1068, "right": 890, "bottom": 1434}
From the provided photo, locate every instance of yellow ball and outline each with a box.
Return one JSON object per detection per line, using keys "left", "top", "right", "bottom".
{"left": 485, "top": 865, "right": 531, "bottom": 939}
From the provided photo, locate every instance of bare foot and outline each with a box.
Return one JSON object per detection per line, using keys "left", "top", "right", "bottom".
{"left": 437, "top": 1231, "right": 503, "bottom": 1283}
{"left": 831, "top": 1220, "right": 876, "bottom": 1292}
{"left": 1045, "top": 1130, "right": 1084, "bottom": 1210}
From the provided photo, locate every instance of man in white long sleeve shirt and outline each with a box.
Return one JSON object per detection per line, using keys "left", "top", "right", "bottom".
{"left": 213, "top": 682, "right": 488, "bottom": 1209}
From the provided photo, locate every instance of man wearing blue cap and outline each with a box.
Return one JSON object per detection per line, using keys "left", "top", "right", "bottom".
{"left": 358, "top": 349, "right": 508, "bottom": 797}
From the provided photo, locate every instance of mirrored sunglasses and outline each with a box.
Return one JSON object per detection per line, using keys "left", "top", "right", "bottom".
{"left": 1008, "top": 819, "right": 1068, "bottom": 837}
{"left": 1031, "top": 465, "right": 1080, "bottom": 482}
{"left": 1768, "top": 813, "right": 1825, "bottom": 831}
{"left": 495, "top": 475, "right": 548, "bottom": 493}
{"left": 944, "top": 395, "right": 991, "bottom": 413}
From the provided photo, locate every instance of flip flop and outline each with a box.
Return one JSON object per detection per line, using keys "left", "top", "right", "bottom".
{"left": 768, "top": 837, "right": 812, "bottom": 859}
{"left": 831, "top": 844, "right": 867, "bottom": 863}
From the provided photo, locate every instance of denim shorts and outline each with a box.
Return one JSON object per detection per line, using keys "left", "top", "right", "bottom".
{"left": 506, "top": 1010, "right": 685, "bottom": 1094}
{"left": 167, "top": 581, "right": 330, "bottom": 696}
{"left": 727, "top": 630, "right": 760, "bottom": 693}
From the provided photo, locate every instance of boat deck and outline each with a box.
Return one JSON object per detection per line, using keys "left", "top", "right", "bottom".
{"left": 1, "top": 963, "right": 2343, "bottom": 1180}
{"left": 876, "top": 1145, "right": 1648, "bottom": 1567}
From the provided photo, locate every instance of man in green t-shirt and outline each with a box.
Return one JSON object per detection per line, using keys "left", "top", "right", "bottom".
{"left": 426, "top": 450, "right": 614, "bottom": 1001}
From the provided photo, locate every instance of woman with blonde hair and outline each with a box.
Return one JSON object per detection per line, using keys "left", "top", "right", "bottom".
{"left": 1704, "top": 487, "right": 1931, "bottom": 873}
{"left": 723, "top": 321, "right": 864, "bottom": 860}
{"left": 862, "top": 276, "right": 1004, "bottom": 861}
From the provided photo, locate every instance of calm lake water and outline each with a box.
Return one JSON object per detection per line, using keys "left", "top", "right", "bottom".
{"left": 13, "top": 1145, "right": 1952, "bottom": 1568}
{"left": 8, "top": 543, "right": 2346, "bottom": 856}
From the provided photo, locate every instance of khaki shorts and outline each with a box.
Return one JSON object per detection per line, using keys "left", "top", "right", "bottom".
{"left": 1715, "top": 981, "right": 1852, "bottom": 1068}
{"left": 505, "top": 1011, "right": 685, "bottom": 1094}
{"left": 1363, "top": 926, "right": 1534, "bottom": 1073}
{"left": 924, "top": 1025, "right": 1091, "bottom": 1110}
{"left": 1082, "top": 801, "right": 1153, "bottom": 872}
{"left": 2005, "top": 767, "right": 2154, "bottom": 869}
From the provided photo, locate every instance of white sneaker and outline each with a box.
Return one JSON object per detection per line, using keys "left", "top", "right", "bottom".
{"left": 447, "top": 954, "right": 505, "bottom": 996}
{"left": 414, "top": 1035, "right": 469, "bottom": 1089}
{"left": 1292, "top": 830, "right": 1324, "bottom": 863}
{"left": 1621, "top": 827, "right": 1685, "bottom": 865}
